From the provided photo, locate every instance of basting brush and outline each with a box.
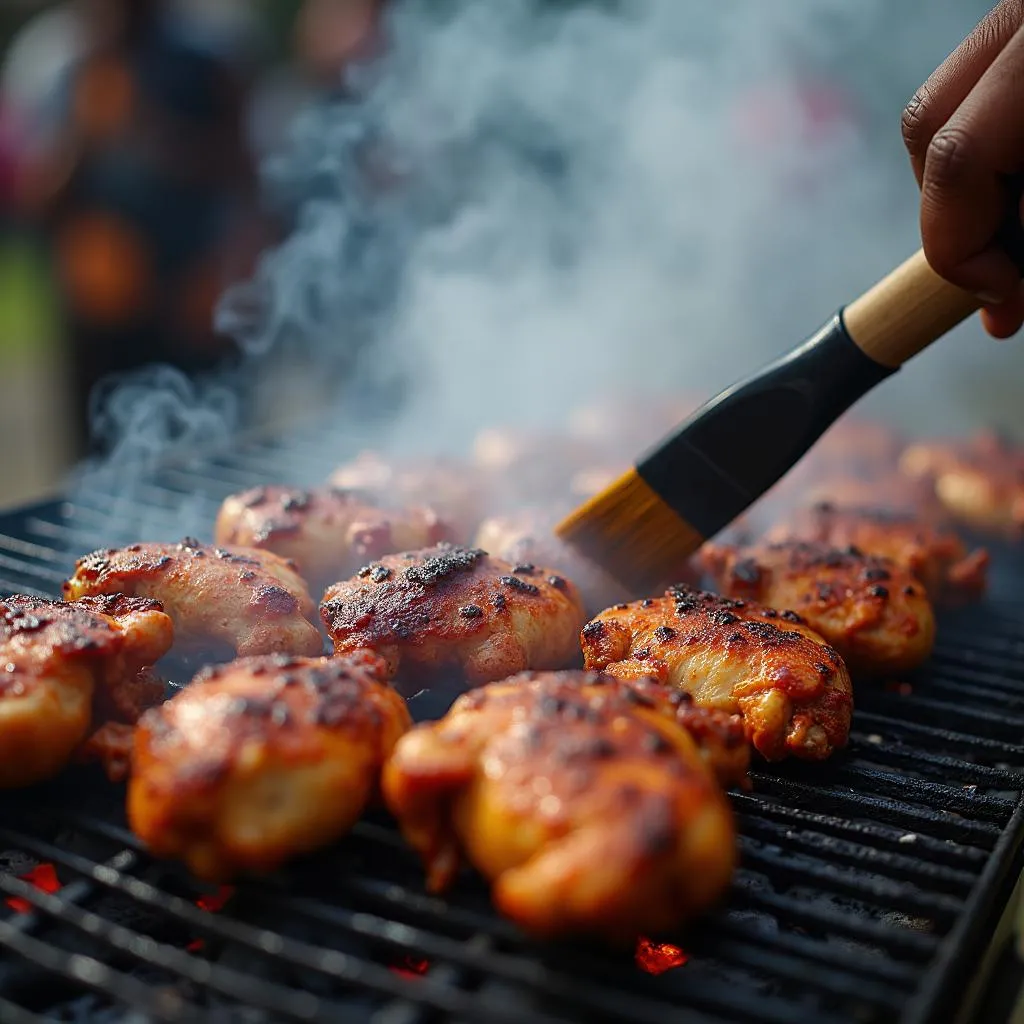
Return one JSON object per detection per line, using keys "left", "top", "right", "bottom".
{"left": 556, "top": 242, "right": 1022, "bottom": 595}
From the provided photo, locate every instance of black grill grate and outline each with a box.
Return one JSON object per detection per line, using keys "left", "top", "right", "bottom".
{"left": 1, "top": 427, "right": 1023, "bottom": 1023}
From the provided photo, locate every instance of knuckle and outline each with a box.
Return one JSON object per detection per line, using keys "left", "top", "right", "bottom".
{"left": 924, "top": 128, "right": 976, "bottom": 191}
{"left": 900, "top": 86, "right": 933, "bottom": 155}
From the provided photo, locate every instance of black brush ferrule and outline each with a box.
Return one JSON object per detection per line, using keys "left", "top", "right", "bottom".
{"left": 637, "top": 311, "right": 895, "bottom": 539}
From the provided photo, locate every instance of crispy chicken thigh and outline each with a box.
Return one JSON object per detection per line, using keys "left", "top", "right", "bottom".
{"left": 383, "top": 671, "right": 740, "bottom": 943}
{"left": 64, "top": 539, "right": 323, "bottom": 658}
{"left": 128, "top": 651, "right": 410, "bottom": 881}
{"left": 582, "top": 587, "right": 852, "bottom": 761}
{"left": 321, "top": 544, "right": 587, "bottom": 689}
{"left": 0, "top": 595, "right": 172, "bottom": 788}
{"left": 214, "top": 485, "right": 452, "bottom": 594}
{"left": 699, "top": 541, "right": 936, "bottom": 677}
{"left": 766, "top": 502, "right": 989, "bottom": 601}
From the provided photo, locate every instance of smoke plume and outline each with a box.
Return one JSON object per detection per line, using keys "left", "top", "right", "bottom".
{"left": 72, "top": 0, "right": 1018, "bottom": 539}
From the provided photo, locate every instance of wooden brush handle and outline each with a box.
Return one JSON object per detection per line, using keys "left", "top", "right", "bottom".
{"left": 841, "top": 249, "right": 980, "bottom": 369}
{"left": 844, "top": 173, "right": 1024, "bottom": 369}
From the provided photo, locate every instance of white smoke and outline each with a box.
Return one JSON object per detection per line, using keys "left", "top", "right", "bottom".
{"left": 74, "top": 0, "right": 1021, "bottom": 534}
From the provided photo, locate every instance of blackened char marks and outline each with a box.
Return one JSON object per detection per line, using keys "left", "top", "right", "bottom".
{"left": 403, "top": 545, "right": 485, "bottom": 586}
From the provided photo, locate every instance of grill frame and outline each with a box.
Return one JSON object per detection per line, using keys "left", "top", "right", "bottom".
{"left": 0, "top": 431, "right": 1023, "bottom": 1024}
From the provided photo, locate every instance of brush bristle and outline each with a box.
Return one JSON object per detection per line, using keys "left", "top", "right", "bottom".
{"left": 555, "top": 467, "right": 704, "bottom": 596}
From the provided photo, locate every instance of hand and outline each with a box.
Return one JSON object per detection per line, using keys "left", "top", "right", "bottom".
{"left": 902, "top": 0, "right": 1024, "bottom": 339}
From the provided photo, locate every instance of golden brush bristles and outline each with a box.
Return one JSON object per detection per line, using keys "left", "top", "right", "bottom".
{"left": 555, "top": 467, "right": 705, "bottom": 596}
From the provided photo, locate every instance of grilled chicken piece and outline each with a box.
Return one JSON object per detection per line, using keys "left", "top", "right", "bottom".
{"left": 474, "top": 509, "right": 630, "bottom": 614}
{"left": 214, "top": 485, "right": 452, "bottom": 594}
{"left": 64, "top": 539, "right": 323, "bottom": 658}
{"left": 0, "top": 595, "right": 172, "bottom": 788}
{"left": 383, "top": 671, "right": 740, "bottom": 943}
{"left": 74, "top": 664, "right": 167, "bottom": 782}
{"left": 321, "top": 544, "right": 587, "bottom": 690}
{"left": 900, "top": 432, "right": 1024, "bottom": 536}
{"left": 128, "top": 651, "right": 410, "bottom": 882}
{"left": 582, "top": 587, "right": 852, "bottom": 761}
{"left": 329, "top": 451, "right": 486, "bottom": 542}
{"left": 699, "top": 541, "right": 936, "bottom": 677}
{"left": 766, "top": 502, "right": 989, "bottom": 601}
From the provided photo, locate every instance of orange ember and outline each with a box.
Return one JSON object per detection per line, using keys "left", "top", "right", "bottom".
{"left": 390, "top": 955, "right": 430, "bottom": 979}
{"left": 5, "top": 863, "right": 62, "bottom": 913}
{"left": 196, "top": 885, "right": 234, "bottom": 913}
{"left": 635, "top": 936, "right": 688, "bottom": 975}
{"left": 188, "top": 885, "right": 235, "bottom": 952}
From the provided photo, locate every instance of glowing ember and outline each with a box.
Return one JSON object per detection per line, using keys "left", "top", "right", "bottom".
{"left": 196, "top": 885, "right": 234, "bottom": 913}
{"left": 635, "top": 936, "right": 688, "bottom": 975}
{"left": 187, "top": 885, "right": 234, "bottom": 952}
{"left": 390, "top": 955, "right": 430, "bottom": 979}
{"left": 5, "top": 863, "right": 61, "bottom": 913}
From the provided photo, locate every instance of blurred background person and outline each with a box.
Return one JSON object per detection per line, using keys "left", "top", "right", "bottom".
{"left": 14, "top": 0, "right": 267, "bottom": 458}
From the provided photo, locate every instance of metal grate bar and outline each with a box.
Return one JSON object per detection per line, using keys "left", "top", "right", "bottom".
{"left": 736, "top": 839, "right": 963, "bottom": 922}
{"left": 0, "top": 534, "right": 71, "bottom": 566}
{"left": 731, "top": 791, "right": 989, "bottom": 870}
{"left": 819, "top": 764, "right": 1015, "bottom": 821}
{"left": 846, "top": 736, "right": 1024, "bottom": 787}
{"left": 0, "top": 914, "right": 205, "bottom": 1022}
{"left": 707, "top": 914, "right": 919, "bottom": 985}
{"left": 855, "top": 693, "right": 1024, "bottom": 743}
{"left": 746, "top": 775, "right": 1002, "bottom": 845}
{"left": 0, "top": 996, "right": 47, "bottom": 1024}
{"left": 729, "top": 886, "right": 940, "bottom": 959}
{"left": 734, "top": 814, "right": 976, "bottom": 894}
{"left": 260, "top": 892, "right": 801, "bottom": 1024}
{"left": 0, "top": 829, "right": 579, "bottom": 1024}
{"left": 915, "top": 675, "right": 1024, "bottom": 710}
{"left": 687, "top": 931, "right": 906, "bottom": 1007}
{"left": 0, "top": 873, "right": 354, "bottom": 1024}
{"left": 850, "top": 711, "right": 1024, "bottom": 760}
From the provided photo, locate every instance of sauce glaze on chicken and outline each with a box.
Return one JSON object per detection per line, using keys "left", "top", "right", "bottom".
{"left": 582, "top": 587, "right": 852, "bottom": 761}
{"left": 0, "top": 594, "right": 172, "bottom": 787}
{"left": 65, "top": 539, "right": 323, "bottom": 658}
{"left": 129, "top": 650, "right": 410, "bottom": 881}
{"left": 383, "top": 670, "right": 740, "bottom": 943}
{"left": 321, "top": 544, "right": 587, "bottom": 689}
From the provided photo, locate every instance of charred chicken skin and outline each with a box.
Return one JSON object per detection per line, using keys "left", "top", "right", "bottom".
{"left": 766, "top": 502, "right": 989, "bottom": 601}
{"left": 64, "top": 539, "right": 323, "bottom": 658}
{"left": 214, "top": 485, "right": 452, "bottom": 594}
{"left": 900, "top": 432, "right": 1024, "bottom": 536}
{"left": 383, "top": 671, "right": 740, "bottom": 943}
{"left": 321, "top": 544, "right": 587, "bottom": 689}
{"left": 699, "top": 541, "right": 936, "bottom": 677}
{"left": 0, "top": 595, "right": 172, "bottom": 788}
{"left": 128, "top": 651, "right": 411, "bottom": 882}
{"left": 582, "top": 587, "right": 852, "bottom": 761}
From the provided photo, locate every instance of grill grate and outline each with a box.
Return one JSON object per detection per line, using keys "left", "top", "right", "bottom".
{"left": 1, "top": 428, "right": 1023, "bottom": 1023}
